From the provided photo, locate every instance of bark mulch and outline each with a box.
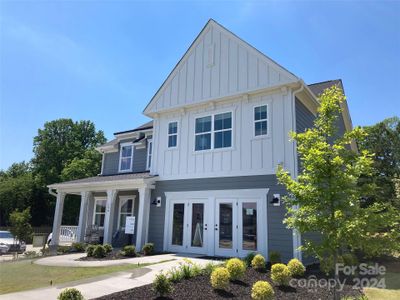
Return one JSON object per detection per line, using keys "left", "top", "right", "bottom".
{"left": 94, "top": 267, "right": 364, "bottom": 300}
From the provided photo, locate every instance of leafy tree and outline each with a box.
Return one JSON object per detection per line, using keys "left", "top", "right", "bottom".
{"left": 358, "top": 117, "right": 400, "bottom": 207}
{"left": 32, "top": 119, "right": 106, "bottom": 184}
{"left": 277, "top": 86, "right": 400, "bottom": 291}
{"left": 9, "top": 207, "right": 33, "bottom": 243}
{"left": 61, "top": 149, "right": 103, "bottom": 181}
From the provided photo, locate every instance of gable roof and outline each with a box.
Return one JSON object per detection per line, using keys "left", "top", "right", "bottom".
{"left": 114, "top": 121, "right": 153, "bottom": 135}
{"left": 143, "top": 19, "right": 299, "bottom": 116}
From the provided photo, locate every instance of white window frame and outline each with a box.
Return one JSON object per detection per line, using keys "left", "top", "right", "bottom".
{"left": 93, "top": 197, "right": 107, "bottom": 229}
{"left": 117, "top": 195, "right": 136, "bottom": 230}
{"left": 118, "top": 142, "right": 134, "bottom": 172}
{"left": 253, "top": 104, "right": 268, "bottom": 137}
{"left": 146, "top": 139, "right": 153, "bottom": 170}
{"left": 194, "top": 111, "right": 233, "bottom": 152}
{"left": 167, "top": 121, "right": 179, "bottom": 148}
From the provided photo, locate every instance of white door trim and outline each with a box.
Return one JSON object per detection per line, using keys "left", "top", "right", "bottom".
{"left": 164, "top": 188, "right": 269, "bottom": 257}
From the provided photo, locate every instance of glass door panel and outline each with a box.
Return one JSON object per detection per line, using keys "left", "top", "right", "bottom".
{"left": 242, "top": 202, "right": 257, "bottom": 250}
{"left": 191, "top": 203, "right": 204, "bottom": 247}
{"left": 219, "top": 203, "right": 233, "bottom": 249}
{"left": 171, "top": 203, "right": 185, "bottom": 246}
{"left": 215, "top": 199, "right": 237, "bottom": 257}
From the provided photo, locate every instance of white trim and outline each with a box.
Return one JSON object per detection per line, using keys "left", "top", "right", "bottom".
{"left": 167, "top": 121, "right": 179, "bottom": 148}
{"left": 101, "top": 153, "right": 105, "bottom": 175}
{"left": 146, "top": 139, "right": 153, "bottom": 171}
{"left": 117, "top": 195, "right": 136, "bottom": 230}
{"left": 93, "top": 196, "right": 107, "bottom": 229}
{"left": 253, "top": 104, "right": 269, "bottom": 138}
{"left": 194, "top": 110, "right": 234, "bottom": 152}
{"left": 118, "top": 142, "right": 134, "bottom": 173}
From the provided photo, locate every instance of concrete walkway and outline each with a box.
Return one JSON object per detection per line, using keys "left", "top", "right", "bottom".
{"left": 0, "top": 254, "right": 217, "bottom": 300}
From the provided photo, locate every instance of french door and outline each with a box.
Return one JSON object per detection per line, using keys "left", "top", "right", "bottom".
{"left": 214, "top": 198, "right": 260, "bottom": 257}
{"left": 168, "top": 199, "right": 208, "bottom": 254}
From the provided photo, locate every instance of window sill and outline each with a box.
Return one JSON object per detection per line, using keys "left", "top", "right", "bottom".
{"left": 193, "top": 147, "right": 235, "bottom": 154}
{"left": 251, "top": 135, "right": 271, "bottom": 141}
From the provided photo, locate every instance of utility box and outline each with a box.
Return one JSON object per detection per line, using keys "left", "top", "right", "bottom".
{"left": 32, "top": 235, "right": 46, "bottom": 247}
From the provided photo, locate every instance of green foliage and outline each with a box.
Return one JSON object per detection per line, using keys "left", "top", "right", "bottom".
{"left": 341, "top": 253, "right": 359, "bottom": 266}
{"left": 202, "top": 262, "right": 219, "bottom": 276}
{"left": 244, "top": 252, "right": 257, "bottom": 267}
{"left": 122, "top": 245, "right": 136, "bottom": 257}
{"left": 61, "top": 149, "right": 103, "bottom": 182}
{"left": 9, "top": 208, "right": 33, "bottom": 243}
{"left": 57, "top": 288, "right": 84, "bottom": 300}
{"left": 167, "top": 267, "right": 184, "bottom": 283}
{"left": 210, "top": 267, "right": 230, "bottom": 290}
{"left": 152, "top": 273, "right": 172, "bottom": 297}
{"left": 142, "top": 243, "right": 154, "bottom": 256}
{"left": 103, "top": 244, "right": 113, "bottom": 254}
{"left": 277, "top": 86, "right": 400, "bottom": 265}
{"left": 269, "top": 251, "right": 281, "bottom": 265}
{"left": 24, "top": 251, "right": 39, "bottom": 259}
{"left": 92, "top": 245, "right": 106, "bottom": 258}
{"left": 86, "top": 245, "right": 96, "bottom": 257}
{"left": 251, "top": 254, "right": 266, "bottom": 270}
{"left": 226, "top": 258, "right": 246, "bottom": 280}
{"left": 178, "top": 258, "right": 202, "bottom": 279}
{"left": 72, "top": 243, "right": 86, "bottom": 252}
{"left": 287, "top": 258, "right": 305, "bottom": 277}
{"left": 57, "top": 246, "right": 72, "bottom": 254}
{"left": 251, "top": 281, "right": 275, "bottom": 300}
{"left": 271, "top": 263, "right": 291, "bottom": 286}
{"left": 358, "top": 117, "right": 400, "bottom": 208}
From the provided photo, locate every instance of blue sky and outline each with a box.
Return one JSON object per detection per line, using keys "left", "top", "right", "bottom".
{"left": 1, "top": 1, "right": 399, "bottom": 170}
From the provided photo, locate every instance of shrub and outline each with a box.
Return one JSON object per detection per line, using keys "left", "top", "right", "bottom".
{"left": 142, "top": 243, "right": 154, "bottom": 256}
{"left": 342, "top": 253, "right": 358, "bottom": 266}
{"left": 122, "top": 245, "right": 137, "bottom": 257}
{"left": 24, "top": 250, "right": 39, "bottom": 259}
{"left": 251, "top": 281, "right": 274, "bottom": 300}
{"left": 93, "top": 245, "right": 106, "bottom": 258}
{"left": 86, "top": 245, "right": 96, "bottom": 257}
{"left": 71, "top": 242, "right": 86, "bottom": 252}
{"left": 57, "top": 288, "right": 84, "bottom": 300}
{"left": 152, "top": 273, "right": 172, "bottom": 297}
{"left": 57, "top": 246, "right": 72, "bottom": 254}
{"left": 271, "top": 263, "right": 291, "bottom": 286}
{"left": 168, "top": 267, "right": 184, "bottom": 283}
{"left": 252, "top": 254, "right": 266, "bottom": 270}
{"left": 269, "top": 251, "right": 281, "bottom": 265}
{"left": 226, "top": 258, "right": 246, "bottom": 280}
{"left": 210, "top": 267, "right": 230, "bottom": 290}
{"left": 287, "top": 258, "right": 306, "bottom": 277}
{"left": 319, "top": 255, "right": 334, "bottom": 275}
{"left": 179, "top": 258, "right": 202, "bottom": 278}
{"left": 202, "top": 262, "right": 219, "bottom": 276}
{"left": 103, "top": 244, "right": 113, "bottom": 254}
{"left": 244, "top": 252, "right": 257, "bottom": 267}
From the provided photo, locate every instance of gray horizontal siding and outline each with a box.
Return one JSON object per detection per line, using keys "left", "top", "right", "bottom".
{"left": 102, "top": 139, "right": 149, "bottom": 175}
{"left": 148, "top": 175, "right": 294, "bottom": 262}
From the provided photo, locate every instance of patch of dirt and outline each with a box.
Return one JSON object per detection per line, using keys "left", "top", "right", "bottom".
{"left": 94, "top": 268, "right": 364, "bottom": 300}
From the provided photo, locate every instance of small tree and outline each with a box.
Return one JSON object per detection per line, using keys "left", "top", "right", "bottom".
{"left": 9, "top": 207, "right": 33, "bottom": 243}
{"left": 277, "top": 86, "right": 399, "bottom": 297}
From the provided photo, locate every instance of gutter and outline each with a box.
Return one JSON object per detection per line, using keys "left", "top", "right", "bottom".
{"left": 48, "top": 188, "right": 57, "bottom": 198}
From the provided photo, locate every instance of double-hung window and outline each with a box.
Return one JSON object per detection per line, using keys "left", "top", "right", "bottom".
{"left": 254, "top": 105, "right": 268, "bottom": 136}
{"left": 195, "top": 112, "right": 232, "bottom": 151}
{"left": 93, "top": 198, "right": 107, "bottom": 228}
{"left": 119, "top": 143, "right": 133, "bottom": 172}
{"left": 146, "top": 139, "right": 153, "bottom": 170}
{"left": 168, "top": 122, "right": 178, "bottom": 148}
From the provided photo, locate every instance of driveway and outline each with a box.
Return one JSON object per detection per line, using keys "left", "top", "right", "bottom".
{"left": 0, "top": 254, "right": 217, "bottom": 300}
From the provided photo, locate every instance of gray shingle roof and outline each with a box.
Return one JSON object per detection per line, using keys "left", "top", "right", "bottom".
{"left": 308, "top": 79, "right": 343, "bottom": 97}
{"left": 114, "top": 121, "right": 153, "bottom": 135}
{"left": 48, "top": 172, "right": 156, "bottom": 187}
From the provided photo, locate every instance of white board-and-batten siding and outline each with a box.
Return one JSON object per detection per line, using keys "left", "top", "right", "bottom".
{"left": 151, "top": 89, "right": 296, "bottom": 180}
{"left": 145, "top": 20, "right": 297, "bottom": 115}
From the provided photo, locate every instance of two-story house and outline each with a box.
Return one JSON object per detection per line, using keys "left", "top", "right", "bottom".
{"left": 48, "top": 19, "right": 353, "bottom": 263}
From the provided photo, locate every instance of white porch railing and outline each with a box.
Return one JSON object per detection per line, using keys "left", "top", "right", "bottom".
{"left": 60, "top": 225, "right": 78, "bottom": 243}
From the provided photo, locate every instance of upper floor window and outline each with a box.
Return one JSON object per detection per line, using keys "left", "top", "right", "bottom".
{"left": 254, "top": 105, "right": 268, "bottom": 136}
{"left": 146, "top": 139, "right": 153, "bottom": 170}
{"left": 195, "top": 112, "right": 232, "bottom": 151}
{"left": 168, "top": 122, "right": 178, "bottom": 148}
{"left": 119, "top": 143, "right": 133, "bottom": 172}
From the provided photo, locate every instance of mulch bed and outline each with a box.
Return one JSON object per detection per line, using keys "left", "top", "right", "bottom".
{"left": 94, "top": 266, "right": 364, "bottom": 300}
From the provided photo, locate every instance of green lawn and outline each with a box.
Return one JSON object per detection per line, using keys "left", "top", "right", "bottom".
{"left": 0, "top": 259, "right": 168, "bottom": 294}
{"left": 363, "top": 262, "right": 400, "bottom": 300}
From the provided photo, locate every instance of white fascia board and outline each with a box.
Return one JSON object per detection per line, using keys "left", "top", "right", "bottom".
{"left": 145, "top": 81, "right": 300, "bottom": 118}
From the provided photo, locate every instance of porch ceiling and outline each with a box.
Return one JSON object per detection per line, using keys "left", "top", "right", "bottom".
{"left": 47, "top": 172, "right": 157, "bottom": 193}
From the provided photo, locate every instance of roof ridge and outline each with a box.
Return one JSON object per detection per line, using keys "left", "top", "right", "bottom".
{"left": 308, "top": 79, "right": 342, "bottom": 86}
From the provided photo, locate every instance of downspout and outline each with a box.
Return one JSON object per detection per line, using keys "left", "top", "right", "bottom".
{"left": 48, "top": 188, "right": 57, "bottom": 197}
{"left": 291, "top": 83, "right": 304, "bottom": 261}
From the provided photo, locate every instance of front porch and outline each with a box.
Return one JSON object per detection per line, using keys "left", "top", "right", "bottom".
{"left": 47, "top": 173, "right": 157, "bottom": 251}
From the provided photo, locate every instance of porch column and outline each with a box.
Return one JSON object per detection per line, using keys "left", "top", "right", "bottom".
{"left": 103, "top": 189, "right": 117, "bottom": 244}
{"left": 50, "top": 191, "right": 66, "bottom": 247}
{"left": 136, "top": 187, "right": 151, "bottom": 250}
{"left": 76, "top": 191, "right": 90, "bottom": 243}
